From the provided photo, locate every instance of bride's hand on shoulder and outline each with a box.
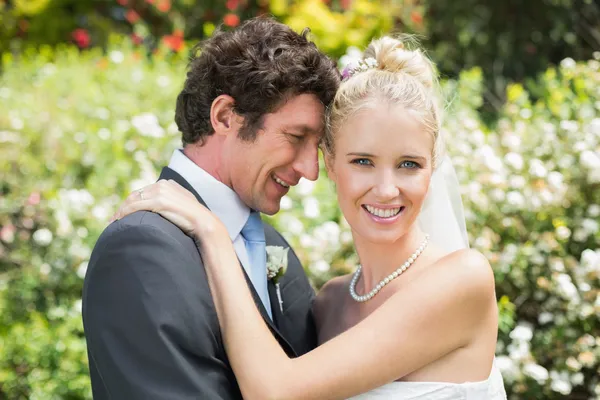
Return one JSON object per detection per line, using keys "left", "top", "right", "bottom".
{"left": 111, "top": 180, "right": 228, "bottom": 244}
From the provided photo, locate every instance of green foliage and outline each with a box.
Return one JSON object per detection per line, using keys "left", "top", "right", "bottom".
{"left": 423, "top": 0, "right": 600, "bottom": 114}
{"left": 1, "top": 43, "right": 599, "bottom": 399}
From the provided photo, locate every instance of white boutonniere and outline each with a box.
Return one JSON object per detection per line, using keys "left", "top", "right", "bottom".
{"left": 266, "top": 246, "right": 289, "bottom": 312}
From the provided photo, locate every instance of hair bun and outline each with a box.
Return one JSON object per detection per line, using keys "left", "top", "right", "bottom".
{"left": 364, "top": 36, "right": 437, "bottom": 89}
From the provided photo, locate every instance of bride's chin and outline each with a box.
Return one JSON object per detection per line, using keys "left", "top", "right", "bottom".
{"left": 360, "top": 229, "right": 408, "bottom": 245}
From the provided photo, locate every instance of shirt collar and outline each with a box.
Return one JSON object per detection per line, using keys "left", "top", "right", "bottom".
{"left": 167, "top": 149, "right": 249, "bottom": 240}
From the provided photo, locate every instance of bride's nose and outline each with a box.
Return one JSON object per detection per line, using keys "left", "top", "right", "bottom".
{"left": 372, "top": 169, "right": 400, "bottom": 200}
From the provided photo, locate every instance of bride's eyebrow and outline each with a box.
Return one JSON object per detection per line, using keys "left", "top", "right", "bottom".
{"left": 401, "top": 155, "right": 427, "bottom": 162}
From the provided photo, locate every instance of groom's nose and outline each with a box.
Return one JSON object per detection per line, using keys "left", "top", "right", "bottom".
{"left": 293, "top": 142, "right": 319, "bottom": 181}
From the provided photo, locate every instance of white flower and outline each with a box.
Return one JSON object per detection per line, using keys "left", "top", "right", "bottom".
{"left": 40, "top": 63, "right": 57, "bottom": 77}
{"left": 280, "top": 195, "right": 292, "bottom": 210}
{"left": 550, "top": 373, "right": 572, "bottom": 395}
{"left": 495, "top": 356, "right": 519, "bottom": 382}
{"left": 296, "top": 178, "right": 316, "bottom": 196}
{"left": 109, "top": 50, "right": 125, "bottom": 64}
{"left": 265, "top": 246, "right": 289, "bottom": 282}
{"left": 560, "top": 57, "right": 576, "bottom": 69}
{"left": 520, "top": 108, "right": 532, "bottom": 119}
{"left": 508, "top": 341, "right": 530, "bottom": 360}
{"left": 77, "top": 262, "right": 88, "bottom": 279}
{"left": 92, "top": 204, "right": 111, "bottom": 221}
{"left": 54, "top": 209, "right": 73, "bottom": 237}
{"left": 582, "top": 218, "right": 599, "bottom": 234}
{"left": 558, "top": 154, "right": 575, "bottom": 168}
{"left": 74, "top": 299, "right": 83, "bottom": 313}
{"left": 580, "top": 150, "right": 600, "bottom": 169}
{"left": 556, "top": 273, "right": 579, "bottom": 301}
{"left": 509, "top": 176, "right": 526, "bottom": 189}
{"left": 157, "top": 75, "right": 170, "bottom": 87}
{"left": 310, "top": 260, "right": 330, "bottom": 274}
{"left": 502, "top": 134, "right": 521, "bottom": 150}
{"left": 529, "top": 159, "right": 547, "bottom": 178}
{"left": 510, "top": 323, "right": 534, "bottom": 342}
{"left": 507, "top": 191, "right": 525, "bottom": 208}
{"left": 302, "top": 197, "right": 320, "bottom": 218}
{"left": 490, "top": 188, "right": 505, "bottom": 202}
{"left": 131, "top": 69, "right": 144, "bottom": 83}
{"left": 571, "top": 372, "right": 584, "bottom": 385}
{"left": 9, "top": 115, "right": 24, "bottom": 130}
{"left": 313, "top": 221, "right": 341, "bottom": 248}
{"left": 40, "top": 263, "right": 51, "bottom": 275}
{"left": 580, "top": 249, "right": 600, "bottom": 271}
{"left": 556, "top": 226, "right": 571, "bottom": 240}
{"left": 523, "top": 363, "right": 549, "bottom": 383}
{"left": 98, "top": 128, "right": 111, "bottom": 140}
{"left": 131, "top": 113, "right": 165, "bottom": 138}
{"left": 573, "top": 228, "right": 589, "bottom": 242}
{"left": 587, "top": 204, "right": 600, "bottom": 217}
{"left": 547, "top": 171, "right": 564, "bottom": 189}
{"left": 281, "top": 216, "right": 304, "bottom": 235}
{"left": 505, "top": 152, "right": 524, "bottom": 170}
{"left": 0, "top": 87, "right": 10, "bottom": 99}
{"left": 33, "top": 228, "right": 53, "bottom": 246}
{"left": 538, "top": 312, "right": 554, "bottom": 324}
{"left": 588, "top": 167, "right": 600, "bottom": 183}
{"left": 339, "top": 46, "right": 363, "bottom": 69}
{"left": 560, "top": 120, "right": 579, "bottom": 133}
{"left": 588, "top": 118, "right": 600, "bottom": 135}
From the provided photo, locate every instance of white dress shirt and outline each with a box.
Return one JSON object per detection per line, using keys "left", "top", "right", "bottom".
{"left": 168, "top": 149, "right": 273, "bottom": 318}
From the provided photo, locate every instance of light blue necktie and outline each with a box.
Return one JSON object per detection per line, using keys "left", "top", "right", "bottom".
{"left": 241, "top": 211, "right": 272, "bottom": 319}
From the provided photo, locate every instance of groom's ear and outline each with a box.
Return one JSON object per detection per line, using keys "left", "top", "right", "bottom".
{"left": 210, "top": 95, "right": 243, "bottom": 136}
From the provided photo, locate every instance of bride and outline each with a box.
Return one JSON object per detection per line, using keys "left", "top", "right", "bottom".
{"left": 114, "top": 36, "right": 507, "bottom": 399}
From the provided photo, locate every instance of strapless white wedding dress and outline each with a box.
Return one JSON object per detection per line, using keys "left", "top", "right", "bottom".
{"left": 347, "top": 359, "right": 507, "bottom": 399}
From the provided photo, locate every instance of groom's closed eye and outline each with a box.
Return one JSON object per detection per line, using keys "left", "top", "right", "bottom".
{"left": 285, "top": 132, "right": 305, "bottom": 142}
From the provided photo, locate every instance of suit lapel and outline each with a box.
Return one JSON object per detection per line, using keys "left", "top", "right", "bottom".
{"left": 158, "top": 167, "right": 297, "bottom": 357}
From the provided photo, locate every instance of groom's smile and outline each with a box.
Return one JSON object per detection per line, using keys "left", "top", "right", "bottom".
{"left": 226, "top": 93, "right": 325, "bottom": 215}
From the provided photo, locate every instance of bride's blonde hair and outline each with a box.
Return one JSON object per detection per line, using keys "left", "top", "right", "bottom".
{"left": 324, "top": 35, "right": 444, "bottom": 168}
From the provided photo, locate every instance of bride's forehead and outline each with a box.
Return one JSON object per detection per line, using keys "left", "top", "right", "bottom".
{"left": 338, "top": 124, "right": 433, "bottom": 154}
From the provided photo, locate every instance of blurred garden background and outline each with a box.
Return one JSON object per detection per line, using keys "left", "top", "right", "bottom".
{"left": 0, "top": 0, "right": 599, "bottom": 398}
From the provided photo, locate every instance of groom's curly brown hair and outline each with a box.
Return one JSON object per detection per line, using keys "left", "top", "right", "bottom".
{"left": 175, "top": 17, "right": 341, "bottom": 145}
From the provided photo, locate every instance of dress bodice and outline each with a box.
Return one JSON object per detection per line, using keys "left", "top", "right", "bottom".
{"left": 347, "top": 359, "right": 507, "bottom": 400}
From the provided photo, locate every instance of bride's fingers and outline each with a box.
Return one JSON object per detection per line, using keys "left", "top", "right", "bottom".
{"left": 109, "top": 179, "right": 204, "bottom": 223}
{"left": 112, "top": 199, "right": 157, "bottom": 221}
{"left": 110, "top": 183, "right": 158, "bottom": 222}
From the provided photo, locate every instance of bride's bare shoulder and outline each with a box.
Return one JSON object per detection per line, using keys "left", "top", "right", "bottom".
{"left": 431, "top": 248, "right": 496, "bottom": 300}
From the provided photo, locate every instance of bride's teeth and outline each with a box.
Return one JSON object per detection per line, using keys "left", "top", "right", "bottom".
{"left": 365, "top": 205, "right": 401, "bottom": 218}
{"left": 273, "top": 176, "right": 290, "bottom": 188}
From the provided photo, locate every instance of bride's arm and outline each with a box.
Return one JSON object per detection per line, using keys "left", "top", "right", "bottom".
{"left": 115, "top": 181, "right": 496, "bottom": 400}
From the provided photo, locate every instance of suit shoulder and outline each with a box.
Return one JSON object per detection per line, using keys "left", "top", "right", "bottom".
{"left": 93, "top": 211, "right": 196, "bottom": 255}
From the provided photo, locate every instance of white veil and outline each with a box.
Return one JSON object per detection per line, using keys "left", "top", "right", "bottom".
{"left": 417, "top": 155, "right": 470, "bottom": 254}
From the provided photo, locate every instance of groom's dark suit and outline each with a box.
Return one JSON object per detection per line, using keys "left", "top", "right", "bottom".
{"left": 83, "top": 167, "right": 318, "bottom": 399}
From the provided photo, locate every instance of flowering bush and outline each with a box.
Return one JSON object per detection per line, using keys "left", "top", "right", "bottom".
{"left": 1, "top": 43, "right": 599, "bottom": 398}
{"left": 0, "top": 0, "right": 406, "bottom": 55}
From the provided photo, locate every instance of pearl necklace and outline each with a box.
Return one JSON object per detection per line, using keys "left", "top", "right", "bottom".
{"left": 349, "top": 234, "right": 430, "bottom": 302}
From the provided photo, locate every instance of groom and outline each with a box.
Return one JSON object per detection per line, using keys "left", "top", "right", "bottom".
{"left": 82, "top": 17, "right": 340, "bottom": 399}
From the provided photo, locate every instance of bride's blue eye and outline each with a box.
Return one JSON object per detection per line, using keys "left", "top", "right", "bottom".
{"left": 400, "top": 160, "right": 420, "bottom": 169}
{"left": 351, "top": 158, "right": 372, "bottom": 166}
